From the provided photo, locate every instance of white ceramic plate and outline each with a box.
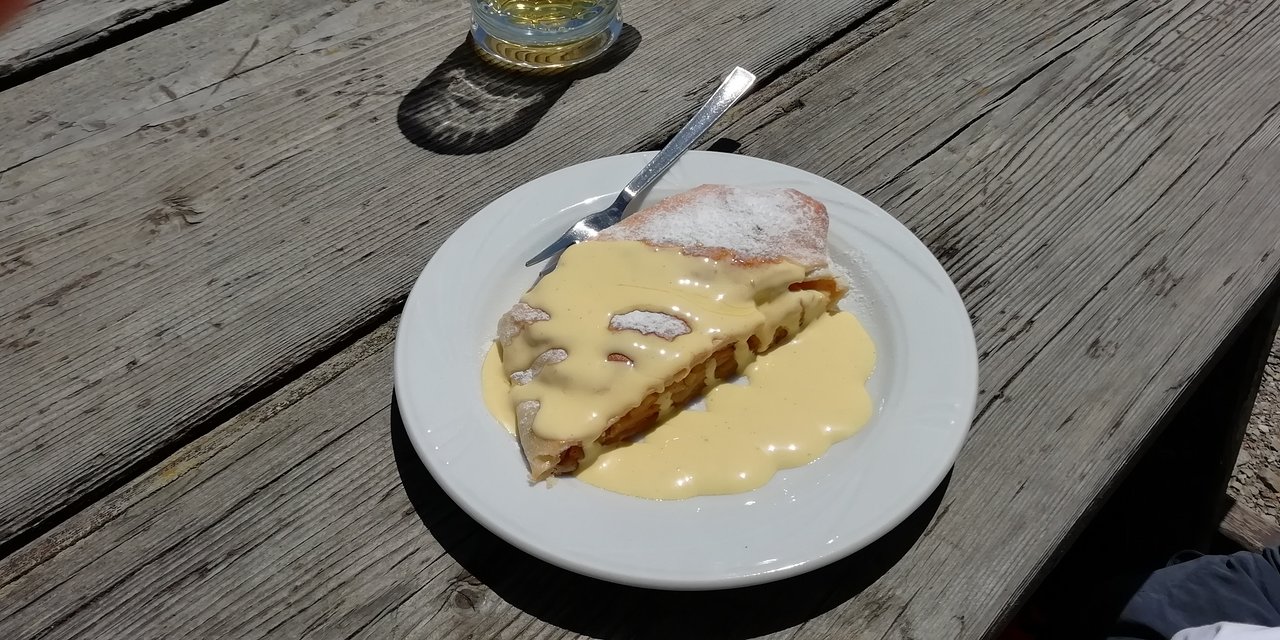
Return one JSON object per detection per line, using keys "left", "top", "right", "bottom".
{"left": 394, "top": 151, "right": 977, "bottom": 590}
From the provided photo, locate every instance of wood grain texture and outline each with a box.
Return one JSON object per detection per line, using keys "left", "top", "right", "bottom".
{"left": 0, "top": 0, "right": 898, "bottom": 551}
{"left": 1221, "top": 500, "right": 1280, "bottom": 552}
{"left": 0, "top": 0, "right": 445, "bottom": 172}
{"left": 0, "top": 331, "right": 937, "bottom": 640}
{"left": 3, "top": 0, "right": 1280, "bottom": 638}
{"left": 0, "top": 0, "right": 209, "bottom": 82}
{"left": 717, "top": 0, "right": 1280, "bottom": 635}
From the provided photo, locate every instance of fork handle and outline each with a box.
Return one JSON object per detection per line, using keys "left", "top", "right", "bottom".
{"left": 619, "top": 67, "right": 757, "bottom": 206}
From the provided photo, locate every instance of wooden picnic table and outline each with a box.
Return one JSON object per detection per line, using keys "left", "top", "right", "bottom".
{"left": 2, "top": 0, "right": 1280, "bottom": 637}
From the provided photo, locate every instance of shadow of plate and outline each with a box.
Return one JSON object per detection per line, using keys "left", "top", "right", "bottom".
{"left": 391, "top": 395, "right": 948, "bottom": 639}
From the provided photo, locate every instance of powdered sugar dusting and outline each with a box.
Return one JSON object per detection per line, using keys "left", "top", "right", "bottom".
{"left": 498, "top": 302, "right": 550, "bottom": 345}
{"left": 835, "top": 246, "right": 875, "bottom": 320}
{"left": 508, "top": 302, "right": 549, "bottom": 324}
{"left": 511, "top": 348, "right": 567, "bottom": 385}
{"left": 597, "top": 185, "right": 828, "bottom": 267}
{"left": 825, "top": 259, "right": 853, "bottom": 292}
{"left": 609, "top": 310, "right": 690, "bottom": 340}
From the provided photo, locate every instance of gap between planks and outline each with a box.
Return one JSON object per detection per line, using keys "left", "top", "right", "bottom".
{"left": 0, "top": 318, "right": 401, "bottom": 585}
{"left": 0, "top": 0, "right": 922, "bottom": 561}
{"left": 0, "top": 0, "right": 235, "bottom": 91}
{"left": 2, "top": 0, "right": 1280, "bottom": 635}
{"left": 5, "top": 0, "right": 1280, "bottom": 635}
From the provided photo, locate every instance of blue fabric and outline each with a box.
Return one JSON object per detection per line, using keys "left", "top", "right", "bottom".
{"left": 1109, "top": 548, "right": 1280, "bottom": 640}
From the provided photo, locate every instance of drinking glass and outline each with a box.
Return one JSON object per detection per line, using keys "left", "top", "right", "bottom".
{"left": 471, "top": 0, "right": 622, "bottom": 71}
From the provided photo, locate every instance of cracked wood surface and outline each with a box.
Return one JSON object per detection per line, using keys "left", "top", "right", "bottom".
{"left": 0, "top": 0, "right": 900, "bottom": 551}
{"left": 2, "top": 0, "right": 1280, "bottom": 637}
{"left": 0, "top": 0, "right": 211, "bottom": 82}
{"left": 0, "top": 0, "right": 440, "bottom": 173}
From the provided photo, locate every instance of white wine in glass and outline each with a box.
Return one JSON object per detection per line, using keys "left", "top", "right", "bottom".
{"left": 471, "top": 0, "right": 622, "bottom": 70}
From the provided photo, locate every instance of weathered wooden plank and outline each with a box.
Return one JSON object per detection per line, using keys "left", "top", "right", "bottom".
{"left": 0, "top": 0, "right": 191, "bottom": 82}
{"left": 3, "top": 0, "right": 1280, "bottom": 638}
{"left": 1221, "top": 499, "right": 1280, "bottom": 553}
{"left": 0, "top": 323, "right": 941, "bottom": 640}
{"left": 0, "top": 0, "right": 445, "bottom": 173}
{"left": 1005, "top": 291, "right": 1280, "bottom": 638}
{"left": 0, "top": 327, "right": 416, "bottom": 640}
{"left": 0, "top": 0, "right": 214, "bottom": 84}
{"left": 0, "top": 0, "right": 900, "bottom": 551}
{"left": 714, "top": 0, "right": 1280, "bottom": 635}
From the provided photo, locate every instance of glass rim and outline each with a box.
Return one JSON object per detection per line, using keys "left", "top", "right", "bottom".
{"left": 471, "top": 0, "right": 621, "bottom": 47}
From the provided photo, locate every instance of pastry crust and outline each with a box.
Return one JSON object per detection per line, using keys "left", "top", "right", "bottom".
{"left": 497, "top": 185, "right": 845, "bottom": 480}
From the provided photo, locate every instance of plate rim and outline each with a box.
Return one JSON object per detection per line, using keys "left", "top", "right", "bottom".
{"left": 393, "top": 150, "right": 978, "bottom": 590}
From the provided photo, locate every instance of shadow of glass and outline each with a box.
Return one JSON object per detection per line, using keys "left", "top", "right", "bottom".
{"left": 397, "top": 25, "right": 642, "bottom": 155}
{"left": 390, "top": 395, "right": 949, "bottom": 639}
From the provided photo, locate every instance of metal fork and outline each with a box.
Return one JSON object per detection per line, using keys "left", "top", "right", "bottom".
{"left": 524, "top": 66, "right": 757, "bottom": 267}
